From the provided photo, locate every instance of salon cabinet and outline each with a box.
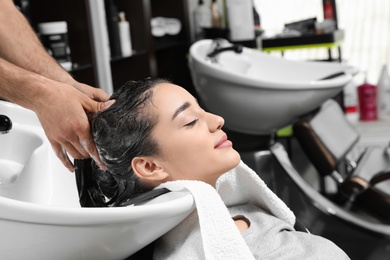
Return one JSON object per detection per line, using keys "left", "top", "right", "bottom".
{"left": 109, "top": 0, "right": 194, "bottom": 94}
{"left": 27, "top": 0, "right": 96, "bottom": 86}
{"left": 23, "top": 0, "right": 194, "bottom": 95}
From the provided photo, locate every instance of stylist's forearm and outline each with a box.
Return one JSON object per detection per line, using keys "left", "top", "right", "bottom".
{"left": 0, "top": 58, "right": 50, "bottom": 109}
{"left": 0, "top": 0, "right": 75, "bottom": 86}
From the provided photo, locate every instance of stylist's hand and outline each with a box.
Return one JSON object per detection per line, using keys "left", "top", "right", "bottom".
{"left": 72, "top": 81, "right": 109, "bottom": 102}
{"left": 34, "top": 81, "right": 113, "bottom": 172}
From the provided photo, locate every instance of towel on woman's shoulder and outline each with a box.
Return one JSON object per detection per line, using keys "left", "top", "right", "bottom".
{"left": 216, "top": 160, "right": 295, "bottom": 225}
{"left": 153, "top": 160, "right": 295, "bottom": 260}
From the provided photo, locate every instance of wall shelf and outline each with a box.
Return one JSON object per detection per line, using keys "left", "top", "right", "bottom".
{"left": 23, "top": 0, "right": 193, "bottom": 94}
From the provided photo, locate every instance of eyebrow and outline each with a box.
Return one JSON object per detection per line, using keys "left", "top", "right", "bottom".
{"left": 172, "top": 101, "right": 191, "bottom": 120}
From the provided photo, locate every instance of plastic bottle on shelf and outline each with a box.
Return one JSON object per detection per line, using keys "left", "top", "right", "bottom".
{"left": 323, "top": 0, "right": 336, "bottom": 32}
{"left": 343, "top": 80, "right": 359, "bottom": 122}
{"left": 226, "top": 0, "right": 255, "bottom": 42}
{"left": 253, "top": 3, "right": 261, "bottom": 33}
{"left": 118, "top": 11, "right": 132, "bottom": 57}
{"left": 211, "top": 0, "right": 221, "bottom": 28}
{"left": 252, "top": 2, "right": 262, "bottom": 50}
{"left": 324, "top": 0, "right": 334, "bottom": 20}
{"left": 377, "top": 64, "right": 390, "bottom": 120}
{"left": 38, "top": 21, "right": 72, "bottom": 71}
{"left": 194, "top": 0, "right": 211, "bottom": 40}
{"left": 357, "top": 72, "right": 377, "bottom": 121}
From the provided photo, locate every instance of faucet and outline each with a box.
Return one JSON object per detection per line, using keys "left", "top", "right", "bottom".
{"left": 207, "top": 39, "right": 243, "bottom": 63}
{"left": 0, "top": 115, "right": 12, "bottom": 134}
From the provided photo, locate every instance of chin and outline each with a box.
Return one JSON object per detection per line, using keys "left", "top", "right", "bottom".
{"left": 233, "top": 152, "right": 241, "bottom": 166}
{"left": 232, "top": 147, "right": 241, "bottom": 159}
{"left": 226, "top": 149, "right": 241, "bottom": 170}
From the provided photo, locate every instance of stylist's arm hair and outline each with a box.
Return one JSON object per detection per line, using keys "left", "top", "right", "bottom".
{"left": 0, "top": 0, "right": 113, "bottom": 171}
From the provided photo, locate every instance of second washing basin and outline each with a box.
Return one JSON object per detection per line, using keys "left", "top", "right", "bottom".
{"left": 189, "top": 39, "right": 357, "bottom": 135}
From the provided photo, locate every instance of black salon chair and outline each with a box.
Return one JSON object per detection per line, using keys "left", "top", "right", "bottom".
{"left": 293, "top": 99, "right": 390, "bottom": 222}
{"left": 262, "top": 99, "right": 390, "bottom": 260}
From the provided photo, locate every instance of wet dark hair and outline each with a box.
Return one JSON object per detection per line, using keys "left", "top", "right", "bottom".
{"left": 75, "top": 78, "right": 169, "bottom": 207}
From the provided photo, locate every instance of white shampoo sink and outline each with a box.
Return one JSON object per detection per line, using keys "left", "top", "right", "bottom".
{"left": 189, "top": 39, "right": 357, "bottom": 135}
{"left": 0, "top": 127, "right": 43, "bottom": 187}
{"left": 0, "top": 100, "right": 195, "bottom": 259}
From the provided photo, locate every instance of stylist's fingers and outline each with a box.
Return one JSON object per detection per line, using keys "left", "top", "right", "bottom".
{"left": 83, "top": 99, "right": 115, "bottom": 167}
{"left": 91, "top": 88, "right": 110, "bottom": 102}
{"left": 51, "top": 142, "right": 75, "bottom": 172}
{"left": 53, "top": 120, "right": 103, "bottom": 172}
{"left": 79, "top": 133, "right": 106, "bottom": 171}
{"left": 73, "top": 82, "right": 110, "bottom": 102}
{"left": 85, "top": 99, "right": 115, "bottom": 114}
{"left": 61, "top": 138, "right": 89, "bottom": 159}
{"left": 99, "top": 99, "right": 116, "bottom": 111}
{"left": 56, "top": 117, "right": 91, "bottom": 160}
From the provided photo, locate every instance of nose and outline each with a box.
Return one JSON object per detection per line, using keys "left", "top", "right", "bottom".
{"left": 207, "top": 112, "right": 224, "bottom": 132}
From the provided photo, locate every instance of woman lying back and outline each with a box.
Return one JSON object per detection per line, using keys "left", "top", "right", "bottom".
{"left": 75, "top": 78, "right": 350, "bottom": 259}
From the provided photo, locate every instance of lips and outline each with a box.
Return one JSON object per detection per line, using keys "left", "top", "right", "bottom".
{"left": 215, "top": 134, "right": 232, "bottom": 149}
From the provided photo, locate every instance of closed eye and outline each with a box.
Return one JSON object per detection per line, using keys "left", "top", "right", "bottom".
{"left": 184, "top": 119, "right": 198, "bottom": 127}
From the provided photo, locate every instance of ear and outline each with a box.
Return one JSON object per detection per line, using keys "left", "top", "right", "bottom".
{"left": 131, "top": 156, "right": 169, "bottom": 182}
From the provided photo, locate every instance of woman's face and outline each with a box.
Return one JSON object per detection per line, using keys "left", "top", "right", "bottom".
{"left": 149, "top": 83, "right": 241, "bottom": 186}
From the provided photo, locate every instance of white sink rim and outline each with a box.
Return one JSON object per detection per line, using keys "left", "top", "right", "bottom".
{"left": 0, "top": 191, "right": 195, "bottom": 225}
{"left": 189, "top": 39, "right": 356, "bottom": 90}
